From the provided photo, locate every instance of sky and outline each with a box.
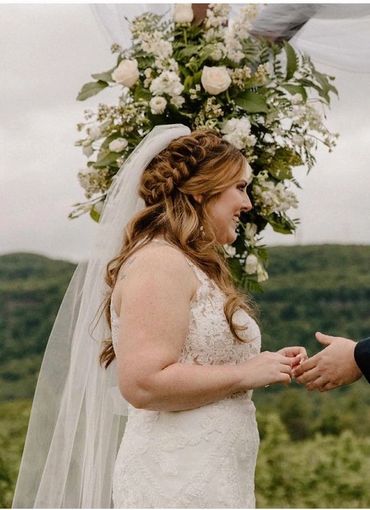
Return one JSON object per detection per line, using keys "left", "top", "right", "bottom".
{"left": 1, "top": 4, "right": 370, "bottom": 263}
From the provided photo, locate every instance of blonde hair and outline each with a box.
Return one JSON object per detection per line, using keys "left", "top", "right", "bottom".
{"left": 100, "top": 129, "right": 257, "bottom": 368}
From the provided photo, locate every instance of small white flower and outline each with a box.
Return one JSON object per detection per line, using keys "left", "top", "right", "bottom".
{"left": 109, "top": 138, "right": 128, "bottom": 152}
{"left": 256, "top": 264, "right": 269, "bottom": 282}
{"left": 245, "top": 254, "right": 258, "bottom": 275}
{"left": 174, "top": 4, "right": 193, "bottom": 23}
{"left": 264, "top": 133, "right": 274, "bottom": 144}
{"left": 82, "top": 143, "right": 93, "bottom": 158}
{"left": 150, "top": 96, "right": 167, "bottom": 114}
{"left": 87, "top": 126, "right": 101, "bottom": 140}
{"left": 223, "top": 245, "right": 236, "bottom": 258}
{"left": 245, "top": 223, "right": 257, "bottom": 241}
{"left": 201, "top": 66, "right": 231, "bottom": 95}
{"left": 112, "top": 59, "right": 140, "bottom": 88}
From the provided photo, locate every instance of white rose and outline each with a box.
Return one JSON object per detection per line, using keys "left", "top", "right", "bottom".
{"left": 245, "top": 254, "right": 258, "bottom": 275}
{"left": 112, "top": 59, "right": 139, "bottom": 88}
{"left": 109, "top": 138, "right": 128, "bottom": 153}
{"left": 150, "top": 96, "right": 167, "bottom": 115}
{"left": 174, "top": 4, "right": 193, "bottom": 23}
{"left": 201, "top": 66, "right": 231, "bottom": 95}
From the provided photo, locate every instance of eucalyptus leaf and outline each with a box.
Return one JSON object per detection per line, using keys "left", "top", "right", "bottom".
{"left": 76, "top": 81, "right": 108, "bottom": 101}
{"left": 91, "top": 70, "right": 114, "bottom": 82}
{"left": 235, "top": 91, "right": 269, "bottom": 113}
{"left": 94, "top": 151, "right": 120, "bottom": 168}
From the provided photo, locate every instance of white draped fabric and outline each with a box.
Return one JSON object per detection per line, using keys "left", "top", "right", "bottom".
{"left": 92, "top": 3, "right": 370, "bottom": 73}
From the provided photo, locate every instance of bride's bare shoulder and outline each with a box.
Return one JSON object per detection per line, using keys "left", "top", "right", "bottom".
{"left": 112, "top": 240, "right": 199, "bottom": 312}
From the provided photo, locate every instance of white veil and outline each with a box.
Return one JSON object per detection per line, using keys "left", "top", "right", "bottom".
{"left": 12, "top": 123, "right": 191, "bottom": 508}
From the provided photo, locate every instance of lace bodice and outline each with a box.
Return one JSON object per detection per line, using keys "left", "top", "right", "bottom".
{"left": 111, "top": 239, "right": 261, "bottom": 375}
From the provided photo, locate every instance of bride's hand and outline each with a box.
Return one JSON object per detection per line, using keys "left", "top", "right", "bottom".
{"left": 277, "top": 346, "right": 308, "bottom": 369}
{"left": 240, "top": 351, "right": 295, "bottom": 389}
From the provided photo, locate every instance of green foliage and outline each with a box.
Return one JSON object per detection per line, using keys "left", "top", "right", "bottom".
{"left": 76, "top": 80, "right": 109, "bottom": 101}
{"left": 0, "top": 253, "right": 75, "bottom": 400}
{"left": 0, "top": 400, "right": 31, "bottom": 508}
{"left": 234, "top": 91, "right": 269, "bottom": 113}
{"left": 256, "top": 412, "right": 370, "bottom": 507}
{"left": 254, "top": 244, "right": 370, "bottom": 353}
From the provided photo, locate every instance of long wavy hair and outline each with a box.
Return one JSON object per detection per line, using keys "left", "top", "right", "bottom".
{"left": 100, "top": 129, "right": 257, "bottom": 368}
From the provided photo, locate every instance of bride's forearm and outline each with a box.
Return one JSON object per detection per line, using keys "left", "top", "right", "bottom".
{"left": 129, "top": 361, "right": 247, "bottom": 412}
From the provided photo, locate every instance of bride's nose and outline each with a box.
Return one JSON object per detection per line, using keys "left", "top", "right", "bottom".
{"left": 242, "top": 193, "right": 253, "bottom": 213}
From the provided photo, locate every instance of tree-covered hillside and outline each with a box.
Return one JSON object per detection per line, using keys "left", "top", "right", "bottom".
{"left": 256, "top": 244, "right": 370, "bottom": 354}
{"left": 1, "top": 245, "right": 369, "bottom": 401}
{"left": 0, "top": 253, "right": 75, "bottom": 400}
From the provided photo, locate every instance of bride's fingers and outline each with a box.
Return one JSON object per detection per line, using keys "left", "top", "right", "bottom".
{"left": 278, "top": 346, "right": 307, "bottom": 358}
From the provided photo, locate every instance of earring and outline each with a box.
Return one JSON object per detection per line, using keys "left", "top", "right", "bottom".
{"left": 200, "top": 225, "right": 205, "bottom": 238}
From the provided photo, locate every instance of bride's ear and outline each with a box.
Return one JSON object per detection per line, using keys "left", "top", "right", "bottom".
{"left": 192, "top": 194, "right": 203, "bottom": 204}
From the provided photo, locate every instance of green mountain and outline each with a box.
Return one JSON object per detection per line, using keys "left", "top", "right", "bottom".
{"left": 1, "top": 245, "right": 369, "bottom": 402}
{"left": 0, "top": 253, "right": 75, "bottom": 400}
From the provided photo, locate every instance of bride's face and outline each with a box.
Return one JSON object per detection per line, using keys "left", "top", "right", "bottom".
{"left": 207, "top": 163, "right": 253, "bottom": 245}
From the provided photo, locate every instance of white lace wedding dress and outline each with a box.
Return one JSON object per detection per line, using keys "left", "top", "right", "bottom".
{"left": 111, "top": 239, "right": 261, "bottom": 508}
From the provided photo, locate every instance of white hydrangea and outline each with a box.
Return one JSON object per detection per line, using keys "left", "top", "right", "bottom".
{"left": 223, "top": 30, "right": 244, "bottom": 63}
{"left": 206, "top": 4, "right": 231, "bottom": 28}
{"left": 140, "top": 31, "right": 173, "bottom": 60}
{"left": 150, "top": 70, "right": 184, "bottom": 98}
{"left": 221, "top": 117, "right": 256, "bottom": 150}
{"left": 253, "top": 171, "right": 298, "bottom": 215}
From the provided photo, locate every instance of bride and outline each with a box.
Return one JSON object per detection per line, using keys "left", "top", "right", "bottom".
{"left": 13, "top": 124, "right": 306, "bottom": 508}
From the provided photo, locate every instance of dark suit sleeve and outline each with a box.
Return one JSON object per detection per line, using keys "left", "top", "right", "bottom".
{"left": 354, "top": 338, "right": 370, "bottom": 383}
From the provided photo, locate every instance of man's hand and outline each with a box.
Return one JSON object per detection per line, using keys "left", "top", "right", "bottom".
{"left": 293, "top": 332, "right": 362, "bottom": 391}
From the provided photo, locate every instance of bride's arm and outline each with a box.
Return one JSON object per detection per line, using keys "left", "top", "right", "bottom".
{"left": 114, "top": 245, "right": 294, "bottom": 412}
